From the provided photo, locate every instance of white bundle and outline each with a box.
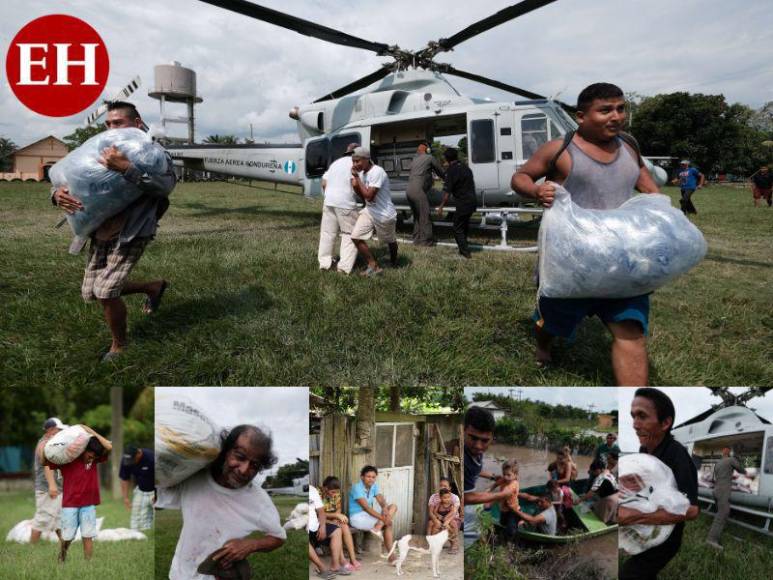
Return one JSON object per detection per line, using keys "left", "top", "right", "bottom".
{"left": 44, "top": 425, "right": 90, "bottom": 465}
{"left": 6, "top": 517, "right": 103, "bottom": 543}
{"left": 155, "top": 394, "right": 221, "bottom": 488}
{"left": 618, "top": 453, "right": 690, "bottom": 555}
{"left": 49, "top": 128, "right": 168, "bottom": 238}
{"left": 538, "top": 186, "right": 707, "bottom": 298}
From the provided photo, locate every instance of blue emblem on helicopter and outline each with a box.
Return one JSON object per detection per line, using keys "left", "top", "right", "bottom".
{"left": 284, "top": 160, "right": 297, "bottom": 174}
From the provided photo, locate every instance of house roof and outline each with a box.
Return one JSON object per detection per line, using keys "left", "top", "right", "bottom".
{"left": 469, "top": 400, "right": 504, "bottom": 411}
{"left": 13, "top": 135, "right": 67, "bottom": 155}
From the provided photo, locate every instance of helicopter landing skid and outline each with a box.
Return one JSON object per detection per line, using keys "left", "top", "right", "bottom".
{"left": 698, "top": 495, "right": 773, "bottom": 537}
{"left": 395, "top": 205, "right": 542, "bottom": 252}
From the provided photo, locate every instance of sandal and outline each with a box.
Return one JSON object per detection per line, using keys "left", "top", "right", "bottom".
{"left": 143, "top": 280, "right": 169, "bottom": 314}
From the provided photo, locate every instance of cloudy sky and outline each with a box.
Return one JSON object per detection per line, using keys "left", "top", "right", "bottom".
{"left": 465, "top": 386, "right": 618, "bottom": 413}
{"left": 2, "top": 0, "right": 772, "bottom": 147}
{"left": 156, "top": 387, "right": 308, "bottom": 482}
{"left": 618, "top": 387, "right": 773, "bottom": 452}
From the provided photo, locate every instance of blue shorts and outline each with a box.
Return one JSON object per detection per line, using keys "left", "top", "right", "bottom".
{"left": 61, "top": 505, "right": 97, "bottom": 541}
{"left": 534, "top": 294, "right": 649, "bottom": 341}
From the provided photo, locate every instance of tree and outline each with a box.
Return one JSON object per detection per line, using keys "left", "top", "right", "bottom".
{"left": 63, "top": 125, "right": 105, "bottom": 150}
{"left": 0, "top": 137, "right": 17, "bottom": 171}
{"left": 203, "top": 134, "right": 239, "bottom": 144}
{"left": 631, "top": 92, "right": 769, "bottom": 175}
{"left": 262, "top": 458, "right": 309, "bottom": 488}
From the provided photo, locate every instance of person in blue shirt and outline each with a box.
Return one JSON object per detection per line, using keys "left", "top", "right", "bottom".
{"left": 348, "top": 465, "right": 398, "bottom": 556}
{"left": 119, "top": 445, "right": 155, "bottom": 530}
{"left": 672, "top": 160, "right": 705, "bottom": 215}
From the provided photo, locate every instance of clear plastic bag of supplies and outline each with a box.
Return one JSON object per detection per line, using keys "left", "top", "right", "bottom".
{"left": 155, "top": 394, "right": 221, "bottom": 488}
{"left": 44, "top": 425, "right": 90, "bottom": 465}
{"left": 538, "top": 185, "right": 707, "bottom": 298}
{"left": 49, "top": 128, "right": 168, "bottom": 238}
{"left": 618, "top": 453, "right": 691, "bottom": 555}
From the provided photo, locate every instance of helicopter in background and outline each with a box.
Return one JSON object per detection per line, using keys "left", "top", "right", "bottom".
{"left": 672, "top": 387, "right": 773, "bottom": 536}
{"left": 167, "top": 0, "right": 667, "bottom": 213}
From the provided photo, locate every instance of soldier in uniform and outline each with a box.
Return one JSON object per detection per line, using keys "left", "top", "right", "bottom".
{"left": 706, "top": 447, "right": 746, "bottom": 550}
{"left": 406, "top": 142, "right": 445, "bottom": 246}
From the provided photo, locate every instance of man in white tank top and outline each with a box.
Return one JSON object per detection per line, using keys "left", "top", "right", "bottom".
{"left": 512, "top": 83, "right": 660, "bottom": 387}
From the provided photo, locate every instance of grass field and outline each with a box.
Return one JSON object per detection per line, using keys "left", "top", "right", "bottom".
{"left": 0, "top": 489, "right": 153, "bottom": 580}
{"left": 620, "top": 512, "right": 773, "bottom": 580}
{"left": 1, "top": 181, "right": 770, "bottom": 386}
{"left": 154, "top": 493, "right": 306, "bottom": 580}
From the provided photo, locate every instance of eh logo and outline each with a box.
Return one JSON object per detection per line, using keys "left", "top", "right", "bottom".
{"left": 6, "top": 15, "right": 109, "bottom": 117}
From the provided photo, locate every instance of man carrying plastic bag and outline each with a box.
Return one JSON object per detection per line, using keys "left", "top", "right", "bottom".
{"left": 619, "top": 388, "right": 699, "bottom": 579}
{"left": 51, "top": 101, "right": 175, "bottom": 363}
{"left": 512, "top": 83, "right": 664, "bottom": 386}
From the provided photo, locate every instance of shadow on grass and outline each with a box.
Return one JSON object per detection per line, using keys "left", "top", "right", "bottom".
{"left": 179, "top": 201, "right": 320, "bottom": 224}
{"left": 704, "top": 253, "right": 773, "bottom": 269}
{"left": 130, "top": 284, "right": 273, "bottom": 341}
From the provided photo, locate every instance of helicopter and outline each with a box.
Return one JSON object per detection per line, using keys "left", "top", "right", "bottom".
{"left": 671, "top": 387, "right": 773, "bottom": 536}
{"left": 166, "top": 0, "right": 667, "bottom": 219}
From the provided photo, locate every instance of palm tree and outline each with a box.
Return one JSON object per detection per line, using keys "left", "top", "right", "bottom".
{"left": 0, "top": 137, "right": 17, "bottom": 172}
{"left": 203, "top": 134, "right": 239, "bottom": 144}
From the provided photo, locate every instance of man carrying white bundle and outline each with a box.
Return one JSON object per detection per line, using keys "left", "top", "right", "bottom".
{"left": 512, "top": 83, "right": 660, "bottom": 386}
{"left": 157, "top": 424, "right": 286, "bottom": 579}
{"left": 52, "top": 101, "right": 175, "bottom": 362}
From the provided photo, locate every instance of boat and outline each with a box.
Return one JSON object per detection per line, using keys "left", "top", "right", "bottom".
{"left": 486, "top": 478, "right": 618, "bottom": 544}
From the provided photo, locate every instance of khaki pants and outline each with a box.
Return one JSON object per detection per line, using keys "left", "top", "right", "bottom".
{"left": 318, "top": 206, "right": 359, "bottom": 273}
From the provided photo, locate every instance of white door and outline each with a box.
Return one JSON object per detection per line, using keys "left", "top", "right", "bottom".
{"left": 467, "top": 111, "right": 499, "bottom": 200}
{"left": 375, "top": 422, "right": 416, "bottom": 537}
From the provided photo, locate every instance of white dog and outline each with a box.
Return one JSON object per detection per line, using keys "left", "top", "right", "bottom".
{"left": 381, "top": 528, "right": 449, "bottom": 577}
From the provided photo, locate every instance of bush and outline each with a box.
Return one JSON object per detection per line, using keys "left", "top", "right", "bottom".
{"left": 494, "top": 417, "right": 529, "bottom": 446}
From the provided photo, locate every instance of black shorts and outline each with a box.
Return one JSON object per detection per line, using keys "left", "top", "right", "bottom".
{"left": 309, "top": 523, "right": 339, "bottom": 548}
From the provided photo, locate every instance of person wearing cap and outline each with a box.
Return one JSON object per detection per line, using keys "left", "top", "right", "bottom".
{"left": 30, "top": 418, "right": 66, "bottom": 544}
{"left": 318, "top": 143, "right": 361, "bottom": 274}
{"left": 406, "top": 142, "right": 445, "bottom": 246}
{"left": 672, "top": 160, "right": 705, "bottom": 214}
{"left": 350, "top": 147, "right": 398, "bottom": 276}
{"left": 436, "top": 147, "right": 477, "bottom": 258}
{"left": 750, "top": 165, "right": 772, "bottom": 208}
{"left": 119, "top": 445, "right": 155, "bottom": 530}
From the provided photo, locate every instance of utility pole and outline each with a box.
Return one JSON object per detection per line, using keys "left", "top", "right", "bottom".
{"left": 110, "top": 387, "right": 123, "bottom": 500}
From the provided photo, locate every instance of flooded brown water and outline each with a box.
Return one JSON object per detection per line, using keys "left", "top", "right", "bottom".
{"left": 477, "top": 443, "right": 618, "bottom": 579}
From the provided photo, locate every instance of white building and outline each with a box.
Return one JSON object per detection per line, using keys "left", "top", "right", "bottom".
{"left": 468, "top": 400, "right": 506, "bottom": 421}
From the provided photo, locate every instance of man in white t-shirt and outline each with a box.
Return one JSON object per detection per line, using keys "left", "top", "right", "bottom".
{"left": 308, "top": 485, "right": 350, "bottom": 579}
{"left": 156, "top": 425, "right": 287, "bottom": 580}
{"left": 318, "top": 143, "right": 360, "bottom": 274}
{"left": 350, "top": 147, "right": 398, "bottom": 276}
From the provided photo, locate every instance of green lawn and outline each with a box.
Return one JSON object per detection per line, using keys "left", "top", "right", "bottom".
{"left": 0, "top": 489, "right": 153, "bottom": 580}
{"left": 620, "top": 512, "right": 773, "bottom": 580}
{"left": 154, "top": 493, "right": 306, "bottom": 580}
{"left": 1, "top": 181, "right": 770, "bottom": 386}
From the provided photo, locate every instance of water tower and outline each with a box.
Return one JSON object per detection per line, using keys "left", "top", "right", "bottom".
{"left": 148, "top": 62, "right": 203, "bottom": 144}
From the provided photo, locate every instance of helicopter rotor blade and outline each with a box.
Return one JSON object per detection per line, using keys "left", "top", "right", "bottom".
{"left": 198, "top": 0, "right": 391, "bottom": 54}
{"left": 438, "top": 0, "right": 559, "bottom": 51}
{"left": 314, "top": 66, "right": 393, "bottom": 103}
{"left": 441, "top": 65, "right": 576, "bottom": 112}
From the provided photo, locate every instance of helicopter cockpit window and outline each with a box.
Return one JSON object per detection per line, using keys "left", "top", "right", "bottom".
{"left": 330, "top": 134, "right": 361, "bottom": 162}
{"left": 305, "top": 139, "right": 330, "bottom": 178}
{"left": 521, "top": 113, "right": 548, "bottom": 160}
{"left": 549, "top": 120, "right": 563, "bottom": 140}
{"left": 470, "top": 119, "right": 495, "bottom": 164}
{"left": 766, "top": 436, "right": 773, "bottom": 474}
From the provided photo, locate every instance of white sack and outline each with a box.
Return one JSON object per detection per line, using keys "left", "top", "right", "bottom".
{"left": 44, "top": 425, "right": 90, "bottom": 465}
{"left": 284, "top": 502, "right": 309, "bottom": 530}
{"left": 6, "top": 517, "right": 104, "bottom": 543}
{"left": 618, "top": 453, "right": 690, "bottom": 555}
{"left": 155, "top": 394, "right": 221, "bottom": 488}
{"left": 49, "top": 128, "right": 168, "bottom": 238}
{"left": 538, "top": 186, "right": 707, "bottom": 298}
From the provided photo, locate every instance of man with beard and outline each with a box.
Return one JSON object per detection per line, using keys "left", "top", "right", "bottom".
{"left": 512, "top": 83, "right": 660, "bottom": 385}
{"left": 157, "top": 425, "right": 286, "bottom": 579}
{"left": 619, "top": 388, "right": 699, "bottom": 579}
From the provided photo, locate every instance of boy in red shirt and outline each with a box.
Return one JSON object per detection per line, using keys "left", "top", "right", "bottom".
{"left": 47, "top": 425, "right": 112, "bottom": 563}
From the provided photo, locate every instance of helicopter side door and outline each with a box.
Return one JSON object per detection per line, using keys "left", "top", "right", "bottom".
{"left": 466, "top": 111, "right": 499, "bottom": 204}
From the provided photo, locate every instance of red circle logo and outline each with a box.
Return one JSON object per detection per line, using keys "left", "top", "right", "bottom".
{"left": 6, "top": 15, "right": 109, "bottom": 117}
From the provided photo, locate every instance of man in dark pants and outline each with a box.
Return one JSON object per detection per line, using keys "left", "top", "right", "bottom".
{"left": 406, "top": 142, "right": 445, "bottom": 246}
{"left": 619, "top": 388, "right": 700, "bottom": 579}
{"left": 437, "top": 148, "right": 477, "bottom": 258}
{"left": 672, "top": 160, "right": 705, "bottom": 214}
{"left": 706, "top": 447, "right": 746, "bottom": 550}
